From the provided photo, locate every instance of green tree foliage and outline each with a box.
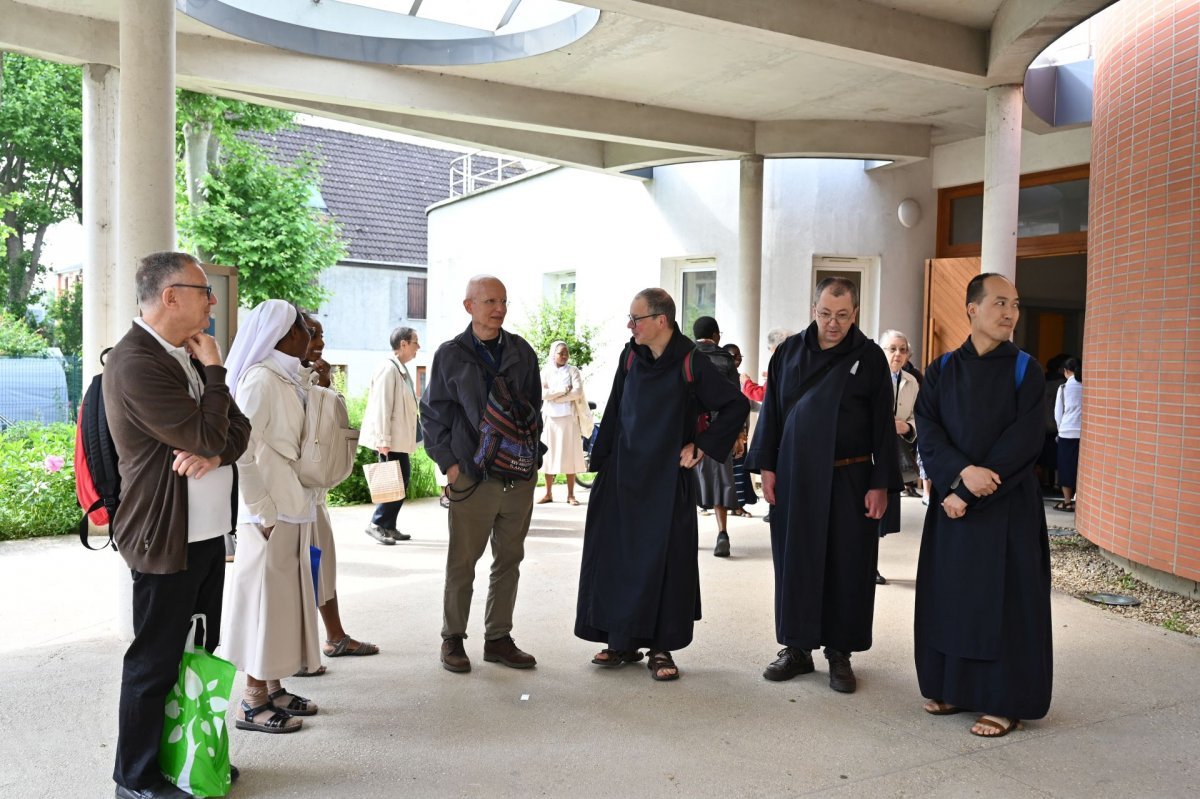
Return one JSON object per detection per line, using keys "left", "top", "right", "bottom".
{"left": 175, "top": 91, "right": 345, "bottom": 309}
{"left": 0, "top": 53, "right": 83, "bottom": 316}
{"left": 43, "top": 281, "right": 82, "bottom": 355}
{"left": 0, "top": 308, "right": 49, "bottom": 355}
{"left": 519, "top": 295, "right": 598, "bottom": 369}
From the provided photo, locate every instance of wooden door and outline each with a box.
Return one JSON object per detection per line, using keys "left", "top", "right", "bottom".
{"left": 922, "top": 257, "right": 980, "bottom": 367}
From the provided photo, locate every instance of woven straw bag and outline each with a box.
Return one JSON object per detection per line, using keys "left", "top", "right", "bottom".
{"left": 362, "top": 459, "right": 407, "bottom": 504}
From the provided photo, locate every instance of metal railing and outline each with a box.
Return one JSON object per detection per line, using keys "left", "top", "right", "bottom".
{"left": 449, "top": 152, "right": 524, "bottom": 197}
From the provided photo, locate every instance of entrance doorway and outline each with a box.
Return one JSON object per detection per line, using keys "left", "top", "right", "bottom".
{"left": 922, "top": 254, "right": 1087, "bottom": 368}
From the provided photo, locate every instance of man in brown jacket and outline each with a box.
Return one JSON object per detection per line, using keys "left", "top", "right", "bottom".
{"left": 104, "top": 252, "right": 251, "bottom": 799}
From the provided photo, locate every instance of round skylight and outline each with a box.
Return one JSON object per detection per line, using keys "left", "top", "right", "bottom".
{"left": 177, "top": 0, "right": 600, "bottom": 66}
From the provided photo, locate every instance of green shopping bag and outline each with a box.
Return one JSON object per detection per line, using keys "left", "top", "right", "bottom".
{"left": 159, "top": 614, "right": 236, "bottom": 797}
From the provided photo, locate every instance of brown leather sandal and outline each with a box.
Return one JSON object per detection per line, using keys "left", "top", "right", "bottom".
{"left": 647, "top": 651, "right": 679, "bottom": 681}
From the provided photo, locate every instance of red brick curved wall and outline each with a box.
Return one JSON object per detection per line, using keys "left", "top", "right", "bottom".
{"left": 1083, "top": 0, "right": 1200, "bottom": 580}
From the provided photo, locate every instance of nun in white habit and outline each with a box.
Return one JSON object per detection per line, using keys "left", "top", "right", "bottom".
{"left": 221, "top": 299, "right": 320, "bottom": 734}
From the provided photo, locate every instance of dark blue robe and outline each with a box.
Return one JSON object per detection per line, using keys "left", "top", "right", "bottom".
{"left": 575, "top": 327, "right": 749, "bottom": 651}
{"left": 914, "top": 338, "right": 1053, "bottom": 720}
{"left": 746, "top": 323, "right": 896, "bottom": 652}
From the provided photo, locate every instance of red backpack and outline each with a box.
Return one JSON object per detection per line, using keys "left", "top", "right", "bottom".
{"left": 75, "top": 350, "right": 120, "bottom": 550}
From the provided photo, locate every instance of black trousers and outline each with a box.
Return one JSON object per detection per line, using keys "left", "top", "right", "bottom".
{"left": 370, "top": 451, "right": 411, "bottom": 529}
{"left": 113, "top": 535, "right": 226, "bottom": 790}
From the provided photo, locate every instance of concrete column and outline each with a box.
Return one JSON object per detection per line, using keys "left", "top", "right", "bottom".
{"left": 113, "top": 0, "right": 177, "bottom": 643}
{"left": 116, "top": 0, "right": 177, "bottom": 327}
{"left": 82, "top": 64, "right": 119, "bottom": 382}
{"left": 980, "top": 84, "right": 1023, "bottom": 281}
{"left": 737, "top": 155, "right": 764, "bottom": 378}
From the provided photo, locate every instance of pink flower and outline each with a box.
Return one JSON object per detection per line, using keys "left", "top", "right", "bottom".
{"left": 44, "top": 455, "right": 65, "bottom": 473}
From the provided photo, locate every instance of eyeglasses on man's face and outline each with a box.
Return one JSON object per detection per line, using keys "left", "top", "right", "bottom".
{"left": 170, "top": 283, "right": 214, "bottom": 299}
{"left": 815, "top": 310, "right": 853, "bottom": 325}
{"left": 628, "top": 312, "right": 663, "bottom": 325}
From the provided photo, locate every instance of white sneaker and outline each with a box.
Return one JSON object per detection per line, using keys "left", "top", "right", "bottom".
{"left": 921, "top": 496, "right": 930, "bottom": 506}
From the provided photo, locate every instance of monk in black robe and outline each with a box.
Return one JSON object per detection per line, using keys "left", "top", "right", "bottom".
{"left": 746, "top": 277, "right": 896, "bottom": 693}
{"left": 914, "top": 272, "right": 1052, "bottom": 738}
{"left": 575, "top": 289, "right": 748, "bottom": 681}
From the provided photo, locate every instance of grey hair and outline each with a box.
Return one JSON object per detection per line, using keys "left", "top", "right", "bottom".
{"left": 390, "top": 326, "right": 417, "bottom": 350}
{"left": 879, "top": 329, "right": 909, "bottom": 346}
{"left": 136, "top": 251, "right": 199, "bottom": 306}
{"left": 766, "top": 327, "right": 793, "bottom": 349}
{"left": 633, "top": 287, "right": 676, "bottom": 323}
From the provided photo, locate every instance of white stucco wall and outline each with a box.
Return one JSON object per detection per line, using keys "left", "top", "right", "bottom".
{"left": 316, "top": 262, "right": 429, "bottom": 395}
{"left": 426, "top": 168, "right": 682, "bottom": 395}
{"left": 931, "top": 127, "right": 1092, "bottom": 188}
{"left": 426, "top": 157, "right": 938, "bottom": 413}
{"left": 761, "top": 158, "right": 936, "bottom": 365}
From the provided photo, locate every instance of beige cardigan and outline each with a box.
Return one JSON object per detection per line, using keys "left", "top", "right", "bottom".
{"left": 360, "top": 355, "right": 419, "bottom": 454}
{"left": 893, "top": 370, "right": 920, "bottom": 442}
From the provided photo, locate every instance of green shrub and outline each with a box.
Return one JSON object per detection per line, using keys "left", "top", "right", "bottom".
{"left": 0, "top": 422, "right": 78, "bottom": 540}
{"left": 0, "top": 310, "right": 50, "bottom": 356}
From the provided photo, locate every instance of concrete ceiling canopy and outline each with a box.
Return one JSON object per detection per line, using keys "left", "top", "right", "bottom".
{"left": 175, "top": 0, "right": 601, "bottom": 66}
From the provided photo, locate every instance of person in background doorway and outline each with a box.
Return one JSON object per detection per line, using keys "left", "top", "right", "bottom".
{"left": 877, "top": 329, "right": 920, "bottom": 585}
{"left": 739, "top": 326, "right": 794, "bottom": 402}
{"left": 360, "top": 326, "right": 422, "bottom": 544}
{"left": 538, "top": 340, "right": 589, "bottom": 506}
{"left": 691, "top": 316, "right": 744, "bottom": 557}
{"left": 1053, "top": 357, "right": 1082, "bottom": 512}
{"left": 723, "top": 343, "right": 758, "bottom": 517}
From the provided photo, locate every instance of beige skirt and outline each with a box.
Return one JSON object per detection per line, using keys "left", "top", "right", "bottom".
{"left": 221, "top": 520, "right": 322, "bottom": 680}
{"left": 541, "top": 413, "right": 587, "bottom": 474}
{"left": 312, "top": 503, "right": 338, "bottom": 606}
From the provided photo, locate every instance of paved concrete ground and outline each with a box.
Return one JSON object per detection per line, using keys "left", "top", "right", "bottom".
{"left": 2, "top": 493, "right": 1198, "bottom": 798}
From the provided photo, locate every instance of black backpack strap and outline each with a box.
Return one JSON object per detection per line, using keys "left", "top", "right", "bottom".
{"left": 78, "top": 499, "right": 115, "bottom": 551}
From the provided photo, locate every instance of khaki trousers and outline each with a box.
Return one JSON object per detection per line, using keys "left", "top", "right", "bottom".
{"left": 442, "top": 474, "right": 535, "bottom": 640}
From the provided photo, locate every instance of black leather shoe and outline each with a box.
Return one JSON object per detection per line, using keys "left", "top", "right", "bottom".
{"left": 875, "top": 570, "right": 887, "bottom": 585}
{"left": 825, "top": 648, "right": 857, "bottom": 693}
{"left": 713, "top": 531, "right": 730, "bottom": 557}
{"left": 230, "top": 765, "right": 239, "bottom": 783}
{"left": 762, "top": 647, "right": 814, "bottom": 681}
{"left": 115, "top": 781, "right": 192, "bottom": 799}
{"left": 762, "top": 512, "right": 772, "bottom": 524}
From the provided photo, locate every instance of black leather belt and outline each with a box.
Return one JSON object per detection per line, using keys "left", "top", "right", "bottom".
{"left": 833, "top": 455, "right": 872, "bottom": 468}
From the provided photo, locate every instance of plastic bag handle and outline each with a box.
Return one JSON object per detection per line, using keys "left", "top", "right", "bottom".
{"left": 185, "top": 613, "right": 208, "bottom": 654}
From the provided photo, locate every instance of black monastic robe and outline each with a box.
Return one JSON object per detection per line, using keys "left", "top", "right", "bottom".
{"left": 913, "top": 338, "right": 1052, "bottom": 720}
{"left": 575, "top": 327, "right": 749, "bottom": 651}
{"left": 746, "top": 323, "right": 896, "bottom": 653}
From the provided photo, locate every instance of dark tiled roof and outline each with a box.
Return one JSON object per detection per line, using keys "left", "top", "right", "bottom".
{"left": 248, "top": 125, "right": 522, "bottom": 265}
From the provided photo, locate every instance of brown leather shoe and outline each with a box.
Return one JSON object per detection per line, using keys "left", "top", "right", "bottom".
{"left": 482, "top": 635, "right": 537, "bottom": 669}
{"left": 440, "top": 635, "right": 470, "bottom": 673}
